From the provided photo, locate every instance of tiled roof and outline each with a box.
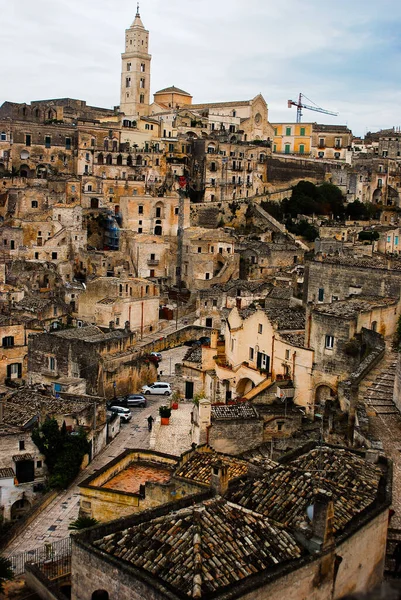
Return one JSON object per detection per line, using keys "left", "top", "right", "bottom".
{"left": 264, "top": 305, "right": 305, "bottom": 331}
{"left": 313, "top": 296, "right": 396, "bottom": 319}
{"left": 183, "top": 345, "right": 202, "bottom": 363}
{"left": 279, "top": 332, "right": 306, "bottom": 348}
{"left": 212, "top": 403, "right": 258, "bottom": 420}
{"left": 0, "top": 467, "right": 15, "bottom": 478}
{"left": 227, "top": 447, "right": 382, "bottom": 534}
{"left": 240, "top": 445, "right": 279, "bottom": 471}
{"left": 154, "top": 86, "right": 192, "bottom": 97}
{"left": 93, "top": 497, "right": 302, "bottom": 598}
{"left": 175, "top": 451, "right": 249, "bottom": 485}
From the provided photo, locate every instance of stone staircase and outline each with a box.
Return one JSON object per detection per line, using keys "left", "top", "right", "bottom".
{"left": 360, "top": 352, "right": 398, "bottom": 415}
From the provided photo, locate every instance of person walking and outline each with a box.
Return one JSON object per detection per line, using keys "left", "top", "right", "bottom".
{"left": 147, "top": 415, "right": 154, "bottom": 432}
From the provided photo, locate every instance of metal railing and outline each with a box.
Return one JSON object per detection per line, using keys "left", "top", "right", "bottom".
{"left": 8, "top": 537, "right": 71, "bottom": 576}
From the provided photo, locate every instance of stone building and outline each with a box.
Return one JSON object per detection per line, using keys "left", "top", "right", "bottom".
{"left": 0, "top": 316, "right": 27, "bottom": 386}
{"left": 181, "top": 228, "right": 240, "bottom": 290}
{"left": 311, "top": 123, "right": 352, "bottom": 161}
{"left": 27, "top": 324, "right": 157, "bottom": 398}
{"left": 77, "top": 276, "right": 160, "bottom": 335}
{"left": 304, "top": 254, "right": 401, "bottom": 304}
{"left": 119, "top": 191, "right": 189, "bottom": 236}
{"left": 70, "top": 444, "right": 391, "bottom": 600}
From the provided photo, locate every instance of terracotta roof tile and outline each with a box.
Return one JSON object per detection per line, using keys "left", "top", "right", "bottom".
{"left": 93, "top": 497, "right": 302, "bottom": 597}
{"left": 175, "top": 451, "right": 249, "bottom": 485}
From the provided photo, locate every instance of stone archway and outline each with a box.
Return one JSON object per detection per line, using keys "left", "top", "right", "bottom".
{"left": 91, "top": 591, "right": 109, "bottom": 600}
{"left": 314, "top": 384, "right": 336, "bottom": 410}
{"left": 10, "top": 497, "right": 31, "bottom": 520}
{"left": 236, "top": 378, "right": 255, "bottom": 397}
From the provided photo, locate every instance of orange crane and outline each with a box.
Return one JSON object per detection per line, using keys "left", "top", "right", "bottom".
{"left": 288, "top": 93, "right": 338, "bottom": 123}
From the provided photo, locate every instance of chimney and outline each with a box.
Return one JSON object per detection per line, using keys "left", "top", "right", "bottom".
{"left": 210, "top": 461, "right": 229, "bottom": 495}
{"left": 311, "top": 489, "right": 335, "bottom": 551}
{"left": 210, "top": 329, "right": 218, "bottom": 351}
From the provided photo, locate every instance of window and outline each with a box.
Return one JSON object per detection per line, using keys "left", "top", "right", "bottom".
{"left": 205, "top": 272, "right": 210, "bottom": 280}
{"left": 35, "top": 252, "right": 39, "bottom": 259}
{"left": 19, "top": 440, "right": 25, "bottom": 451}
{"left": 45, "top": 136, "right": 51, "bottom": 148}
{"left": 3, "top": 336, "right": 14, "bottom": 348}
{"left": 65, "top": 137, "right": 71, "bottom": 150}
{"left": 318, "top": 288, "right": 324, "bottom": 302}
{"left": 0, "top": 132, "right": 6, "bottom": 141}
{"left": 300, "top": 127, "right": 305, "bottom": 136}
{"left": 141, "top": 63, "right": 145, "bottom": 72}
{"left": 168, "top": 144, "right": 174, "bottom": 152}
{"left": 286, "top": 127, "right": 291, "bottom": 136}
{"left": 284, "top": 144, "right": 290, "bottom": 154}
{"left": 197, "top": 247, "right": 202, "bottom": 253}
{"left": 52, "top": 252, "right": 58, "bottom": 260}
{"left": 48, "top": 356, "right": 56, "bottom": 371}
{"left": 36, "top": 460, "right": 42, "bottom": 469}
{"left": 174, "top": 207, "right": 179, "bottom": 215}
{"left": 285, "top": 349, "right": 290, "bottom": 360}
{"left": 126, "top": 77, "right": 131, "bottom": 88}
{"left": 249, "top": 347, "right": 254, "bottom": 360}
{"left": 396, "top": 236, "right": 399, "bottom": 245}
{"left": 378, "top": 179, "right": 383, "bottom": 188}
{"left": 325, "top": 335, "right": 334, "bottom": 349}
{"left": 258, "top": 324, "right": 263, "bottom": 334}
{"left": 277, "top": 421, "right": 284, "bottom": 431}
{"left": 31, "top": 200, "right": 38, "bottom": 208}
{"left": 140, "top": 94, "right": 145, "bottom": 104}
{"left": 299, "top": 144, "right": 305, "bottom": 154}
{"left": 127, "top": 62, "right": 131, "bottom": 71}
{"left": 140, "top": 78, "right": 145, "bottom": 88}
{"left": 25, "top": 134, "right": 31, "bottom": 146}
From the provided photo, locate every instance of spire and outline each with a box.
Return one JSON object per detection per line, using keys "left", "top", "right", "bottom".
{"left": 131, "top": 2, "right": 145, "bottom": 28}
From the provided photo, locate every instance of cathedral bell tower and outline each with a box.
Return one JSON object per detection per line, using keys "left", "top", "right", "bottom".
{"left": 120, "top": 4, "right": 151, "bottom": 117}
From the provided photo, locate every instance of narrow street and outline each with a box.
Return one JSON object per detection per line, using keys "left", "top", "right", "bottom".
{"left": 4, "top": 347, "right": 188, "bottom": 557}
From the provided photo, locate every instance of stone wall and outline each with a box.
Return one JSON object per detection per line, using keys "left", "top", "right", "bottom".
{"left": 208, "top": 418, "right": 264, "bottom": 455}
{"left": 266, "top": 156, "right": 330, "bottom": 185}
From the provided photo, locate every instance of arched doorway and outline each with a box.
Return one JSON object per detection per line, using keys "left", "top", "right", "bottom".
{"left": 91, "top": 198, "right": 99, "bottom": 209}
{"left": 19, "top": 164, "right": 30, "bottom": 178}
{"left": 91, "top": 591, "right": 109, "bottom": 600}
{"left": 97, "top": 153, "right": 104, "bottom": 165}
{"left": 314, "top": 384, "right": 335, "bottom": 410}
{"left": 11, "top": 497, "right": 31, "bottom": 520}
{"left": 127, "top": 155, "right": 133, "bottom": 167}
{"left": 372, "top": 188, "right": 382, "bottom": 204}
{"left": 106, "top": 154, "right": 112, "bottom": 165}
{"left": 154, "top": 224, "right": 162, "bottom": 235}
{"left": 236, "top": 378, "right": 255, "bottom": 397}
{"left": 116, "top": 154, "right": 123, "bottom": 166}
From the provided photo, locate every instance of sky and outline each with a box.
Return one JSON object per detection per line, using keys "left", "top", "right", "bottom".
{"left": 1, "top": 0, "right": 401, "bottom": 136}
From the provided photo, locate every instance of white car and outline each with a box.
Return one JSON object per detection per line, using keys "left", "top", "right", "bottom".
{"left": 141, "top": 382, "right": 171, "bottom": 396}
{"left": 108, "top": 406, "right": 132, "bottom": 422}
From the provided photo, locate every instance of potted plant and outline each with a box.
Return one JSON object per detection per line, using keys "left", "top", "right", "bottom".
{"left": 159, "top": 405, "right": 171, "bottom": 425}
{"left": 171, "top": 392, "right": 180, "bottom": 410}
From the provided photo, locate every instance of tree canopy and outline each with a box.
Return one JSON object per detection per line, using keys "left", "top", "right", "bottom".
{"left": 32, "top": 418, "right": 90, "bottom": 489}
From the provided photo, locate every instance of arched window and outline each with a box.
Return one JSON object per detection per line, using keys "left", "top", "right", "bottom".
{"left": 127, "top": 155, "right": 132, "bottom": 167}
{"left": 104, "top": 139, "right": 109, "bottom": 151}
{"left": 112, "top": 140, "right": 118, "bottom": 152}
{"left": 106, "top": 154, "right": 113, "bottom": 165}
{"left": 97, "top": 153, "right": 104, "bottom": 165}
{"left": 35, "top": 109, "right": 40, "bottom": 118}
{"left": 91, "top": 592, "right": 109, "bottom": 600}
{"left": 136, "top": 155, "right": 142, "bottom": 166}
{"left": 116, "top": 154, "right": 123, "bottom": 166}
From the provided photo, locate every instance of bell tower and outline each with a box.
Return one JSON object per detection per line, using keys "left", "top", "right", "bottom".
{"left": 120, "top": 4, "right": 151, "bottom": 117}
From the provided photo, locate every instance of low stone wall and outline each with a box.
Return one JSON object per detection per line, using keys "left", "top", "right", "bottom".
{"left": 0, "top": 489, "right": 58, "bottom": 551}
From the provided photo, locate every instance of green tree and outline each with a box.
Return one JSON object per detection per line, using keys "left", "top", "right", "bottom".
{"left": 32, "top": 419, "right": 90, "bottom": 490}
{"left": 0, "top": 557, "right": 14, "bottom": 592}
{"left": 68, "top": 516, "right": 99, "bottom": 530}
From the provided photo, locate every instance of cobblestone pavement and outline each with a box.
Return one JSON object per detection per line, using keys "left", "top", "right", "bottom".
{"left": 4, "top": 345, "right": 189, "bottom": 557}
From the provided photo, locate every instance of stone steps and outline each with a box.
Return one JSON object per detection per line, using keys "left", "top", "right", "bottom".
{"left": 361, "top": 352, "right": 399, "bottom": 416}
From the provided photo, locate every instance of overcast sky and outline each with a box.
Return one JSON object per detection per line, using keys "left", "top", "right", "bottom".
{"left": 1, "top": 0, "right": 401, "bottom": 136}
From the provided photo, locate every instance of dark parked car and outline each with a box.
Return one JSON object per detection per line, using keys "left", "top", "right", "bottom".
{"left": 126, "top": 394, "right": 147, "bottom": 407}
{"left": 107, "top": 396, "right": 127, "bottom": 408}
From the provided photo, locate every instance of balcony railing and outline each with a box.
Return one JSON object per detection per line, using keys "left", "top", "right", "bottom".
{"left": 147, "top": 259, "right": 159, "bottom": 266}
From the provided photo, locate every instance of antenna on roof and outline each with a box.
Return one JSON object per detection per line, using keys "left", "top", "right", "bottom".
{"left": 136, "top": 2, "right": 140, "bottom": 16}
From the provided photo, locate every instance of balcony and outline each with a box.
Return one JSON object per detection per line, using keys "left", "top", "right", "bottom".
{"left": 147, "top": 259, "right": 159, "bottom": 266}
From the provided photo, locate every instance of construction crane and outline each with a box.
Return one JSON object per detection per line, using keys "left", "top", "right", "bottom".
{"left": 287, "top": 93, "right": 338, "bottom": 123}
